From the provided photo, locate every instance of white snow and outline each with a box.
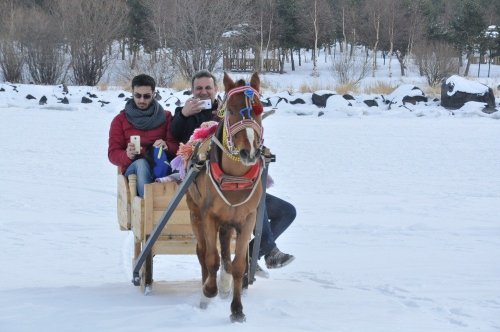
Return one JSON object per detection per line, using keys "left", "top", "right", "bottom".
{"left": 1, "top": 56, "right": 500, "bottom": 331}
{"left": 446, "top": 75, "right": 490, "bottom": 96}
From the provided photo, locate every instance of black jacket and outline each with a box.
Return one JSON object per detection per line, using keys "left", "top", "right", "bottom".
{"left": 170, "top": 100, "right": 219, "bottom": 144}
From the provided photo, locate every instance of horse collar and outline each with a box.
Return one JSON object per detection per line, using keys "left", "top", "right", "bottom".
{"left": 209, "top": 160, "right": 262, "bottom": 191}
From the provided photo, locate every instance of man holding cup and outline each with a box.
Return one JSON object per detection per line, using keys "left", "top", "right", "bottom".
{"left": 108, "top": 74, "right": 178, "bottom": 197}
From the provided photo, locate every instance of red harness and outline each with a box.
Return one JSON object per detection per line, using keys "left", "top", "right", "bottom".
{"left": 210, "top": 160, "right": 262, "bottom": 191}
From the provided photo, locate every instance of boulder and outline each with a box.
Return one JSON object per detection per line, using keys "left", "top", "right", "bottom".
{"left": 39, "top": 96, "right": 47, "bottom": 105}
{"left": 385, "top": 85, "right": 426, "bottom": 110}
{"left": 290, "top": 98, "right": 306, "bottom": 105}
{"left": 342, "top": 94, "right": 355, "bottom": 100}
{"left": 364, "top": 99, "right": 378, "bottom": 107}
{"left": 81, "top": 96, "right": 93, "bottom": 103}
{"left": 441, "top": 75, "right": 495, "bottom": 109}
{"left": 312, "top": 92, "right": 334, "bottom": 108}
{"left": 26, "top": 94, "right": 36, "bottom": 100}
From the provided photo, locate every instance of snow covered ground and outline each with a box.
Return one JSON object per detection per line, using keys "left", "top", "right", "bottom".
{"left": 1, "top": 58, "right": 500, "bottom": 331}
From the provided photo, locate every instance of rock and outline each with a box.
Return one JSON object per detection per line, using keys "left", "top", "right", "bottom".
{"left": 482, "top": 106, "right": 498, "bottom": 114}
{"left": 290, "top": 98, "right": 306, "bottom": 105}
{"left": 312, "top": 92, "right": 334, "bottom": 107}
{"left": 118, "top": 93, "right": 125, "bottom": 98}
{"left": 441, "top": 75, "right": 495, "bottom": 109}
{"left": 60, "top": 97, "right": 69, "bottom": 104}
{"left": 261, "top": 98, "right": 272, "bottom": 107}
{"left": 81, "top": 96, "right": 93, "bottom": 103}
{"left": 87, "top": 92, "right": 98, "bottom": 98}
{"left": 155, "top": 91, "right": 162, "bottom": 101}
{"left": 183, "top": 90, "right": 191, "bottom": 95}
{"left": 39, "top": 96, "right": 47, "bottom": 105}
{"left": 385, "top": 85, "right": 426, "bottom": 110}
{"left": 318, "top": 111, "right": 325, "bottom": 117}
{"left": 364, "top": 99, "right": 378, "bottom": 107}
{"left": 26, "top": 94, "right": 36, "bottom": 100}
{"left": 98, "top": 100, "right": 110, "bottom": 107}
{"left": 343, "top": 94, "right": 355, "bottom": 100}
{"left": 275, "top": 97, "right": 288, "bottom": 106}
{"left": 0, "top": 87, "right": 5, "bottom": 92}
{"left": 402, "top": 95, "right": 428, "bottom": 105}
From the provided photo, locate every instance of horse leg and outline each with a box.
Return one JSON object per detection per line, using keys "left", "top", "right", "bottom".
{"left": 218, "top": 227, "right": 233, "bottom": 298}
{"left": 202, "top": 217, "right": 220, "bottom": 299}
{"left": 189, "top": 209, "right": 208, "bottom": 283}
{"left": 230, "top": 220, "right": 254, "bottom": 323}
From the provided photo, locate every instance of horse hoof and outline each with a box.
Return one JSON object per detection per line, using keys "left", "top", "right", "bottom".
{"left": 200, "top": 291, "right": 210, "bottom": 309}
{"left": 230, "top": 312, "right": 246, "bottom": 323}
{"left": 144, "top": 284, "right": 152, "bottom": 296}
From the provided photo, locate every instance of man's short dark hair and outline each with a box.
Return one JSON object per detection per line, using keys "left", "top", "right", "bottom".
{"left": 191, "top": 70, "right": 217, "bottom": 89}
{"left": 132, "top": 74, "right": 156, "bottom": 91}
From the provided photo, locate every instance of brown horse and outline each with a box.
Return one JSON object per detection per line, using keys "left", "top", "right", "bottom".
{"left": 186, "top": 72, "right": 264, "bottom": 322}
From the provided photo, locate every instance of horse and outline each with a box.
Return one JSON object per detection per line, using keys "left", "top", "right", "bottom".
{"left": 186, "top": 72, "right": 265, "bottom": 322}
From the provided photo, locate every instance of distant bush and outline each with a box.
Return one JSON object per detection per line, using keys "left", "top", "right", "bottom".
{"left": 413, "top": 41, "right": 458, "bottom": 87}
{"left": 0, "top": 40, "right": 24, "bottom": 82}
{"left": 332, "top": 52, "right": 370, "bottom": 86}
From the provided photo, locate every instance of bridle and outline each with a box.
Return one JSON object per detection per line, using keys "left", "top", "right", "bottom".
{"left": 213, "top": 85, "right": 264, "bottom": 161}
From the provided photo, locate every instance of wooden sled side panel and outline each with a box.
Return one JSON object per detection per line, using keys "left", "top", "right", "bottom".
{"left": 143, "top": 182, "right": 197, "bottom": 255}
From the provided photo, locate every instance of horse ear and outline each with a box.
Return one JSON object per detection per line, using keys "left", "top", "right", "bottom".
{"left": 250, "top": 72, "right": 260, "bottom": 92}
{"left": 223, "top": 72, "right": 235, "bottom": 93}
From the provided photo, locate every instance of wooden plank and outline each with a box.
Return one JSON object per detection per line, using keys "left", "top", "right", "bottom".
{"left": 117, "top": 175, "right": 131, "bottom": 230}
{"left": 131, "top": 197, "right": 144, "bottom": 241}
{"left": 143, "top": 185, "right": 154, "bottom": 235}
{"left": 152, "top": 210, "right": 190, "bottom": 226}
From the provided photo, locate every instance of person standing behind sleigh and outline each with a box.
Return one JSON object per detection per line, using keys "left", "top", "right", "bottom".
{"left": 108, "top": 74, "right": 178, "bottom": 197}
{"left": 170, "top": 69, "right": 296, "bottom": 276}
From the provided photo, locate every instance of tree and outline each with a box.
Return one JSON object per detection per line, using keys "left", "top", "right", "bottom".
{"left": 449, "top": 0, "right": 485, "bottom": 76}
{"left": 18, "top": 4, "right": 67, "bottom": 84}
{"left": 166, "top": 0, "right": 252, "bottom": 80}
{"left": 0, "top": 0, "right": 25, "bottom": 82}
{"left": 413, "top": 40, "right": 458, "bottom": 86}
{"left": 58, "top": 0, "right": 128, "bottom": 86}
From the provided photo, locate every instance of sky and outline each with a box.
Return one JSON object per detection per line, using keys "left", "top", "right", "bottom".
{"left": 0, "top": 53, "right": 499, "bottom": 331}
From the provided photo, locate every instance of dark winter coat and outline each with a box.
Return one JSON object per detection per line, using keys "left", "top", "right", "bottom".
{"left": 170, "top": 101, "right": 220, "bottom": 144}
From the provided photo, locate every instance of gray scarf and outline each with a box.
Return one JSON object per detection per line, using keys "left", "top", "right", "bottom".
{"left": 124, "top": 99, "right": 165, "bottom": 130}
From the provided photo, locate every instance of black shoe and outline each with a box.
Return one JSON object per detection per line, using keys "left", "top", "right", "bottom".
{"left": 264, "top": 247, "right": 295, "bottom": 269}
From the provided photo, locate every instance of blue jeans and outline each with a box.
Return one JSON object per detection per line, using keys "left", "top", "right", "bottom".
{"left": 249, "top": 194, "right": 296, "bottom": 259}
{"left": 124, "top": 158, "right": 153, "bottom": 197}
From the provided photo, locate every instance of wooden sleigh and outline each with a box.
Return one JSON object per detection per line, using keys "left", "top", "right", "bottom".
{"left": 116, "top": 145, "right": 273, "bottom": 293}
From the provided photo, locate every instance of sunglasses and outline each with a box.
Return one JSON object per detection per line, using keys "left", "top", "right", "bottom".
{"left": 133, "top": 92, "right": 153, "bottom": 100}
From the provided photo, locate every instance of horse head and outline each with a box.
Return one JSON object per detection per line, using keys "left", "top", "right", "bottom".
{"left": 221, "top": 72, "right": 264, "bottom": 166}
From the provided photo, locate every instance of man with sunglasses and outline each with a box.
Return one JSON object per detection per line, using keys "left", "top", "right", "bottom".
{"left": 170, "top": 70, "right": 296, "bottom": 278}
{"left": 108, "top": 74, "right": 178, "bottom": 197}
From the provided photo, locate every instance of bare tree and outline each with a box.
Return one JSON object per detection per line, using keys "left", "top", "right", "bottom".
{"left": 58, "top": 0, "right": 128, "bottom": 85}
{"left": 136, "top": 0, "right": 176, "bottom": 86}
{"left": 359, "top": 0, "right": 384, "bottom": 77}
{"left": 0, "top": 1, "right": 24, "bottom": 82}
{"left": 18, "top": 5, "right": 67, "bottom": 84}
{"left": 166, "top": 0, "right": 251, "bottom": 80}
{"left": 332, "top": 49, "right": 371, "bottom": 86}
{"left": 413, "top": 40, "right": 458, "bottom": 86}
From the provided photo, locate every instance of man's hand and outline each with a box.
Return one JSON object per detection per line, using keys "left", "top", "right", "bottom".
{"left": 126, "top": 142, "right": 139, "bottom": 159}
{"left": 153, "top": 139, "right": 168, "bottom": 150}
{"left": 181, "top": 98, "right": 207, "bottom": 117}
